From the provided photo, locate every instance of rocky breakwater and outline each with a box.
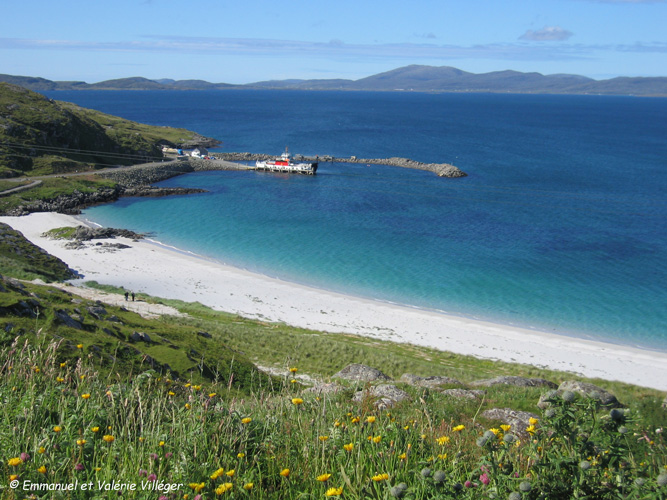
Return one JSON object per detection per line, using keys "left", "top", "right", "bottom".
{"left": 215, "top": 152, "right": 467, "bottom": 178}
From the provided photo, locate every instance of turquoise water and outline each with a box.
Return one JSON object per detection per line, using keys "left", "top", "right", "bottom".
{"left": 47, "top": 90, "right": 667, "bottom": 351}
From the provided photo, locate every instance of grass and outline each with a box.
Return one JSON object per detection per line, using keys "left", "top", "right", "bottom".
{"left": 0, "top": 336, "right": 665, "bottom": 499}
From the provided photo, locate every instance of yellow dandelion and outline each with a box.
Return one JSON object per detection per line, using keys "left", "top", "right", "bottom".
{"left": 237, "top": 452, "right": 245, "bottom": 458}
{"left": 438, "top": 453, "right": 448, "bottom": 460}
{"left": 215, "top": 483, "right": 233, "bottom": 495}
{"left": 159, "top": 441, "right": 165, "bottom": 447}
{"left": 350, "top": 416, "right": 360, "bottom": 424}
{"left": 189, "top": 482, "right": 206, "bottom": 492}
{"left": 38, "top": 465, "right": 47, "bottom": 474}
{"left": 343, "top": 443, "right": 354, "bottom": 452}
{"left": 38, "top": 447, "right": 46, "bottom": 454}
{"left": 529, "top": 417, "right": 539, "bottom": 425}
{"left": 241, "top": 417, "right": 252, "bottom": 425}
{"left": 526, "top": 425, "right": 536, "bottom": 435}
{"left": 316, "top": 473, "right": 332, "bottom": 482}
{"left": 91, "top": 426, "right": 99, "bottom": 433}
{"left": 243, "top": 483, "right": 254, "bottom": 490}
{"left": 280, "top": 468, "right": 290, "bottom": 477}
{"left": 210, "top": 468, "right": 225, "bottom": 480}
{"left": 334, "top": 420, "right": 341, "bottom": 427}
{"left": 452, "top": 424, "right": 465, "bottom": 432}
{"left": 139, "top": 437, "right": 145, "bottom": 442}
{"left": 81, "top": 393, "right": 91, "bottom": 399}
{"left": 53, "top": 426, "right": 62, "bottom": 433}
{"left": 291, "top": 398, "right": 303, "bottom": 405}
{"left": 225, "top": 470, "right": 235, "bottom": 477}
{"left": 33, "top": 367, "right": 40, "bottom": 373}
{"left": 56, "top": 377, "right": 64, "bottom": 383}
{"left": 319, "top": 436, "right": 329, "bottom": 442}
{"left": 398, "top": 453, "right": 407, "bottom": 460}
{"left": 326, "top": 486, "right": 344, "bottom": 497}
{"left": 192, "top": 385, "right": 201, "bottom": 391}
{"left": 9, "top": 474, "right": 18, "bottom": 481}
{"left": 184, "top": 383, "right": 191, "bottom": 388}
{"left": 76, "top": 439, "right": 87, "bottom": 446}
{"left": 437, "top": 436, "right": 450, "bottom": 445}
{"left": 60, "top": 362, "right": 67, "bottom": 368}
{"left": 500, "top": 424, "right": 512, "bottom": 432}
{"left": 185, "top": 403, "right": 191, "bottom": 410}
{"left": 79, "top": 375, "right": 85, "bottom": 380}
{"left": 290, "top": 379, "right": 297, "bottom": 384}
{"left": 8, "top": 457, "right": 23, "bottom": 466}
{"left": 168, "top": 391, "right": 176, "bottom": 396}
{"left": 289, "top": 366, "right": 298, "bottom": 373}
{"left": 372, "top": 435, "right": 382, "bottom": 443}
{"left": 94, "top": 467, "right": 101, "bottom": 471}
{"left": 489, "top": 428, "right": 500, "bottom": 436}
{"left": 366, "top": 416, "right": 376, "bottom": 424}
{"left": 209, "top": 393, "right": 216, "bottom": 398}
{"left": 372, "top": 473, "right": 389, "bottom": 482}
{"left": 102, "top": 435, "right": 115, "bottom": 443}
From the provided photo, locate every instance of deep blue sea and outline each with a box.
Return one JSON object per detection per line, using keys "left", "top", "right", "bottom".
{"left": 46, "top": 90, "right": 667, "bottom": 351}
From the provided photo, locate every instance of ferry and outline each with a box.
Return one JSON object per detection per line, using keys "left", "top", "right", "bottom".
{"left": 254, "top": 148, "right": 318, "bottom": 175}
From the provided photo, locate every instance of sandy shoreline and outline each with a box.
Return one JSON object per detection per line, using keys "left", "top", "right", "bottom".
{"left": 2, "top": 212, "right": 666, "bottom": 391}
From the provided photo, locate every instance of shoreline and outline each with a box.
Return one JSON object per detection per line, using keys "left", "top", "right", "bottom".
{"left": 1, "top": 212, "right": 666, "bottom": 391}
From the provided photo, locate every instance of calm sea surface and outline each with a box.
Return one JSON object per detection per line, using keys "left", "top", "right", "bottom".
{"left": 45, "top": 90, "right": 667, "bottom": 351}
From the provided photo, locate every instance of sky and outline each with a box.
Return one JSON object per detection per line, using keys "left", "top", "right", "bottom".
{"left": 1, "top": 0, "right": 666, "bottom": 84}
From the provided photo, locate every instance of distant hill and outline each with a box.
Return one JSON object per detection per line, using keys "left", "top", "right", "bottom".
{"left": 1, "top": 65, "right": 666, "bottom": 96}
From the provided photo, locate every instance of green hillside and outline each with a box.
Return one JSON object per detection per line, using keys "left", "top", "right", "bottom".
{"left": 0, "top": 83, "right": 218, "bottom": 178}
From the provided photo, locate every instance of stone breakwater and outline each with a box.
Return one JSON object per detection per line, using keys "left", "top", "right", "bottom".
{"left": 215, "top": 153, "right": 467, "bottom": 178}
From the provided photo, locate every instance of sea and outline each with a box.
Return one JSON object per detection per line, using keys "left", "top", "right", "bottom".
{"left": 44, "top": 90, "right": 667, "bottom": 352}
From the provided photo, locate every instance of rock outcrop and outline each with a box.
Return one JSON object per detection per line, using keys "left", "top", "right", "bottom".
{"left": 332, "top": 364, "right": 392, "bottom": 382}
{"left": 472, "top": 376, "right": 557, "bottom": 389}
{"left": 537, "top": 380, "right": 622, "bottom": 409}
{"left": 400, "top": 373, "right": 463, "bottom": 388}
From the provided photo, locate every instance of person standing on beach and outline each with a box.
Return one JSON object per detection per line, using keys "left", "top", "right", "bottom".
{"left": 131, "top": 292, "right": 135, "bottom": 301}
{"left": 124, "top": 291, "right": 129, "bottom": 301}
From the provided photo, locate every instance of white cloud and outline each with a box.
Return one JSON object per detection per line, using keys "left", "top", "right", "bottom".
{"left": 519, "top": 26, "right": 574, "bottom": 42}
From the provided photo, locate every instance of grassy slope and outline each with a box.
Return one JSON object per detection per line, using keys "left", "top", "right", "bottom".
{"left": 0, "top": 82, "right": 213, "bottom": 178}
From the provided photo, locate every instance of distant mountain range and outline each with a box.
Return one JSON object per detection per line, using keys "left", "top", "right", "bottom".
{"left": 1, "top": 65, "right": 666, "bottom": 96}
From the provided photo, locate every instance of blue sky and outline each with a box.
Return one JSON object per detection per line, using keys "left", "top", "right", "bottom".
{"left": 1, "top": 0, "right": 665, "bottom": 83}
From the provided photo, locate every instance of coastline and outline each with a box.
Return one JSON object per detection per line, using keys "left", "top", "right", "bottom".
{"left": 2, "top": 212, "right": 666, "bottom": 391}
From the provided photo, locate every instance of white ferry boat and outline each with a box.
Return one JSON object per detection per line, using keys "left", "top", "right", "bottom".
{"left": 254, "top": 148, "right": 318, "bottom": 175}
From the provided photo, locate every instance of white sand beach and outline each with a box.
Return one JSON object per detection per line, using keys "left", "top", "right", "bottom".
{"left": 2, "top": 212, "right": 666, "bottom": 391}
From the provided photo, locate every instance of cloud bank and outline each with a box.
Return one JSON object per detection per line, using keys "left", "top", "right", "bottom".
{"left": 519, "top": 26, "right": 574, "bottom": 42}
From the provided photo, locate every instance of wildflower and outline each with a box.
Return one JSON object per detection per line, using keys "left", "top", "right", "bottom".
{"left": 489, "top": 428, "right": 500, "bottom": 436}
{"left": 290, "top": 379, "right": 297, "bottom": 384}
{"left": 480, "top": 473, "right": 490, "bottom": 485}
{"left": 79, "top": 375, "right": 86, "bottom": 380}
{"left": 60, "top": 362, "right": 67, "bottom": 368}
{"left": 185, "top": 383, "right": 191, "bottom": 388}
{"left": 326, "top": 486, "right": 343, "bottom": 496}
{"left": 159, "top": 441, "right": 165, "bottom": 447}
{"left": 366, "top": 416, "right": 376, "bottom": 424}
{"left": 500, "top": 424, "right": 511, "bottom": 432}
{"left": 319, "top": 436, "right": 329, "bottom": 442}
{"left": 147, "top": 474, "right": 157, "bottom": 481}
{"left": 76, "top": 439, "right": 87, "bottom": 446}
{"left": 139, "top": 470, "right": 148, "bottom": 477}
{"left": 38, "top": 465, "right": 47, "bottom": 474}
{"left": 102, "top": 435, "right": 115, "bottom": 443}
{"left": 334, "top": 420, "right": 341, "bottom": 427}
{"left": 464, "top": 480, "right": 472, "bottom": 488}
{"left": 56, "top": 377, "right": 64, "bottom": 383}
{"left": 81, "top": 393, "right": 91, "bottom": 399}
{"left": 168, "top": 391, "right": 175, "bottom": 396}
{"left": 225, "top": 470, "right": 235, "bottom": 477}
{"left": 398, "top": 453, "right": 407, "bottom": 460}
{"left": 528, "top": 417, "right": 539, "bottom": 426}
{"left": 237, "top": 452, "right": 245, "bottom": 458}
{"left": 241, "top": 418, "right": 252, "bottom": 425}
{"left": 243, "top": 483, "right": 254, "bottom": 490}
{"left": 343, "top": 443, "right": 354, "bottom": 452}
{"left": 317, "top": 473, "right": 332, "bottom": 482}
{"left": 452, "top": 424, "right": 465, "bottom": 432}
{"left": 436, "top": 436, "right": 450, "bottom": 445}
{"left": 437, "top": 453, "right": 447, "bottom": 460}
{"left": 8, "top": 457, "right": 23, "bottom": 466}
{"left": 19, "top": 453, "right": 30, "bottom": 462}
{"left": 372, "top": 435, "right": 382, "bottom": 443}
{"left": 150, "top": 453, "right": 159, "bottom": 461}
{"left": 526, "top": 425, "right": 536, "bottom": 435}
{"left": 350, "top": 416, "right": 360, "bottom": 424}
{"left": 38, "top": 447, "right": 46, "bottom": 454}
{"left": 210, "top": 468, "right": 225, "bottom": 480}
{"left": 53, "top": 426, "right": 62, "bottom": 433}
{"left": 33, "top": 367, "right": 40, "bottom": 373}
{"left": 77, "top": 344, "right": 83, "bottom": 349}
{"left": 189, "top": 483, "right": 206, "bottom": 492}
{"left": 292, "top": 398, "right": 303, "bottom": 405}
{"left": 74, "top": 463, "right": 84, "bottom": 472}
{"left": 215, "top": 483, "right": 233, "bottom": 495}
{"left": 193, "top": 385, "right": 201, "bottom": 391}
{"left": 289, "top": 367, "right": 298, "bottom": 373}
{"left": 165, "top": 452, "right": 173, "bottom": 459}
{"left": 280, "top": 468, "right": 290, "bottom": 477}
{"left": 209, "top": 393, "right": 216, "bottom": 398}
{"left": 371, "top": 473, "right": 389, "bottom": 482}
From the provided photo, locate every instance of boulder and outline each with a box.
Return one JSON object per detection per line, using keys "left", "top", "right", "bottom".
{"left": 86, "top": 305, "right": 108, "bottom": 320}
{"left": 400, "top": 374, "right": 463, "bottom": 388}
{"left": 332, "top": 364, "right": 391, "bottom": 382}
{"left": 441, "top": 389, "right": 486, "bottom": 400}
{"left": 471, "top": 376, "right": 557, "bottom": 389}
{"left": 304, "top": 382, "right": 344, "bottom": 395}
{"left": 54, "top": 310, "right": 84, "bottom": 330}
{"left": 537, "top": 380, "right": 622, "bottom": 409}
{"left": 352, "top": 384, "right": 410, "bottom": 409}
{"left": 480, "top": 408, "right": 540, "bottom": 438}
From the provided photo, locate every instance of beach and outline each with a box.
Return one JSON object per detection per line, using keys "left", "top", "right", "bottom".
{"left": 2, "top": 212, "right": 666, "bottom": 391}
